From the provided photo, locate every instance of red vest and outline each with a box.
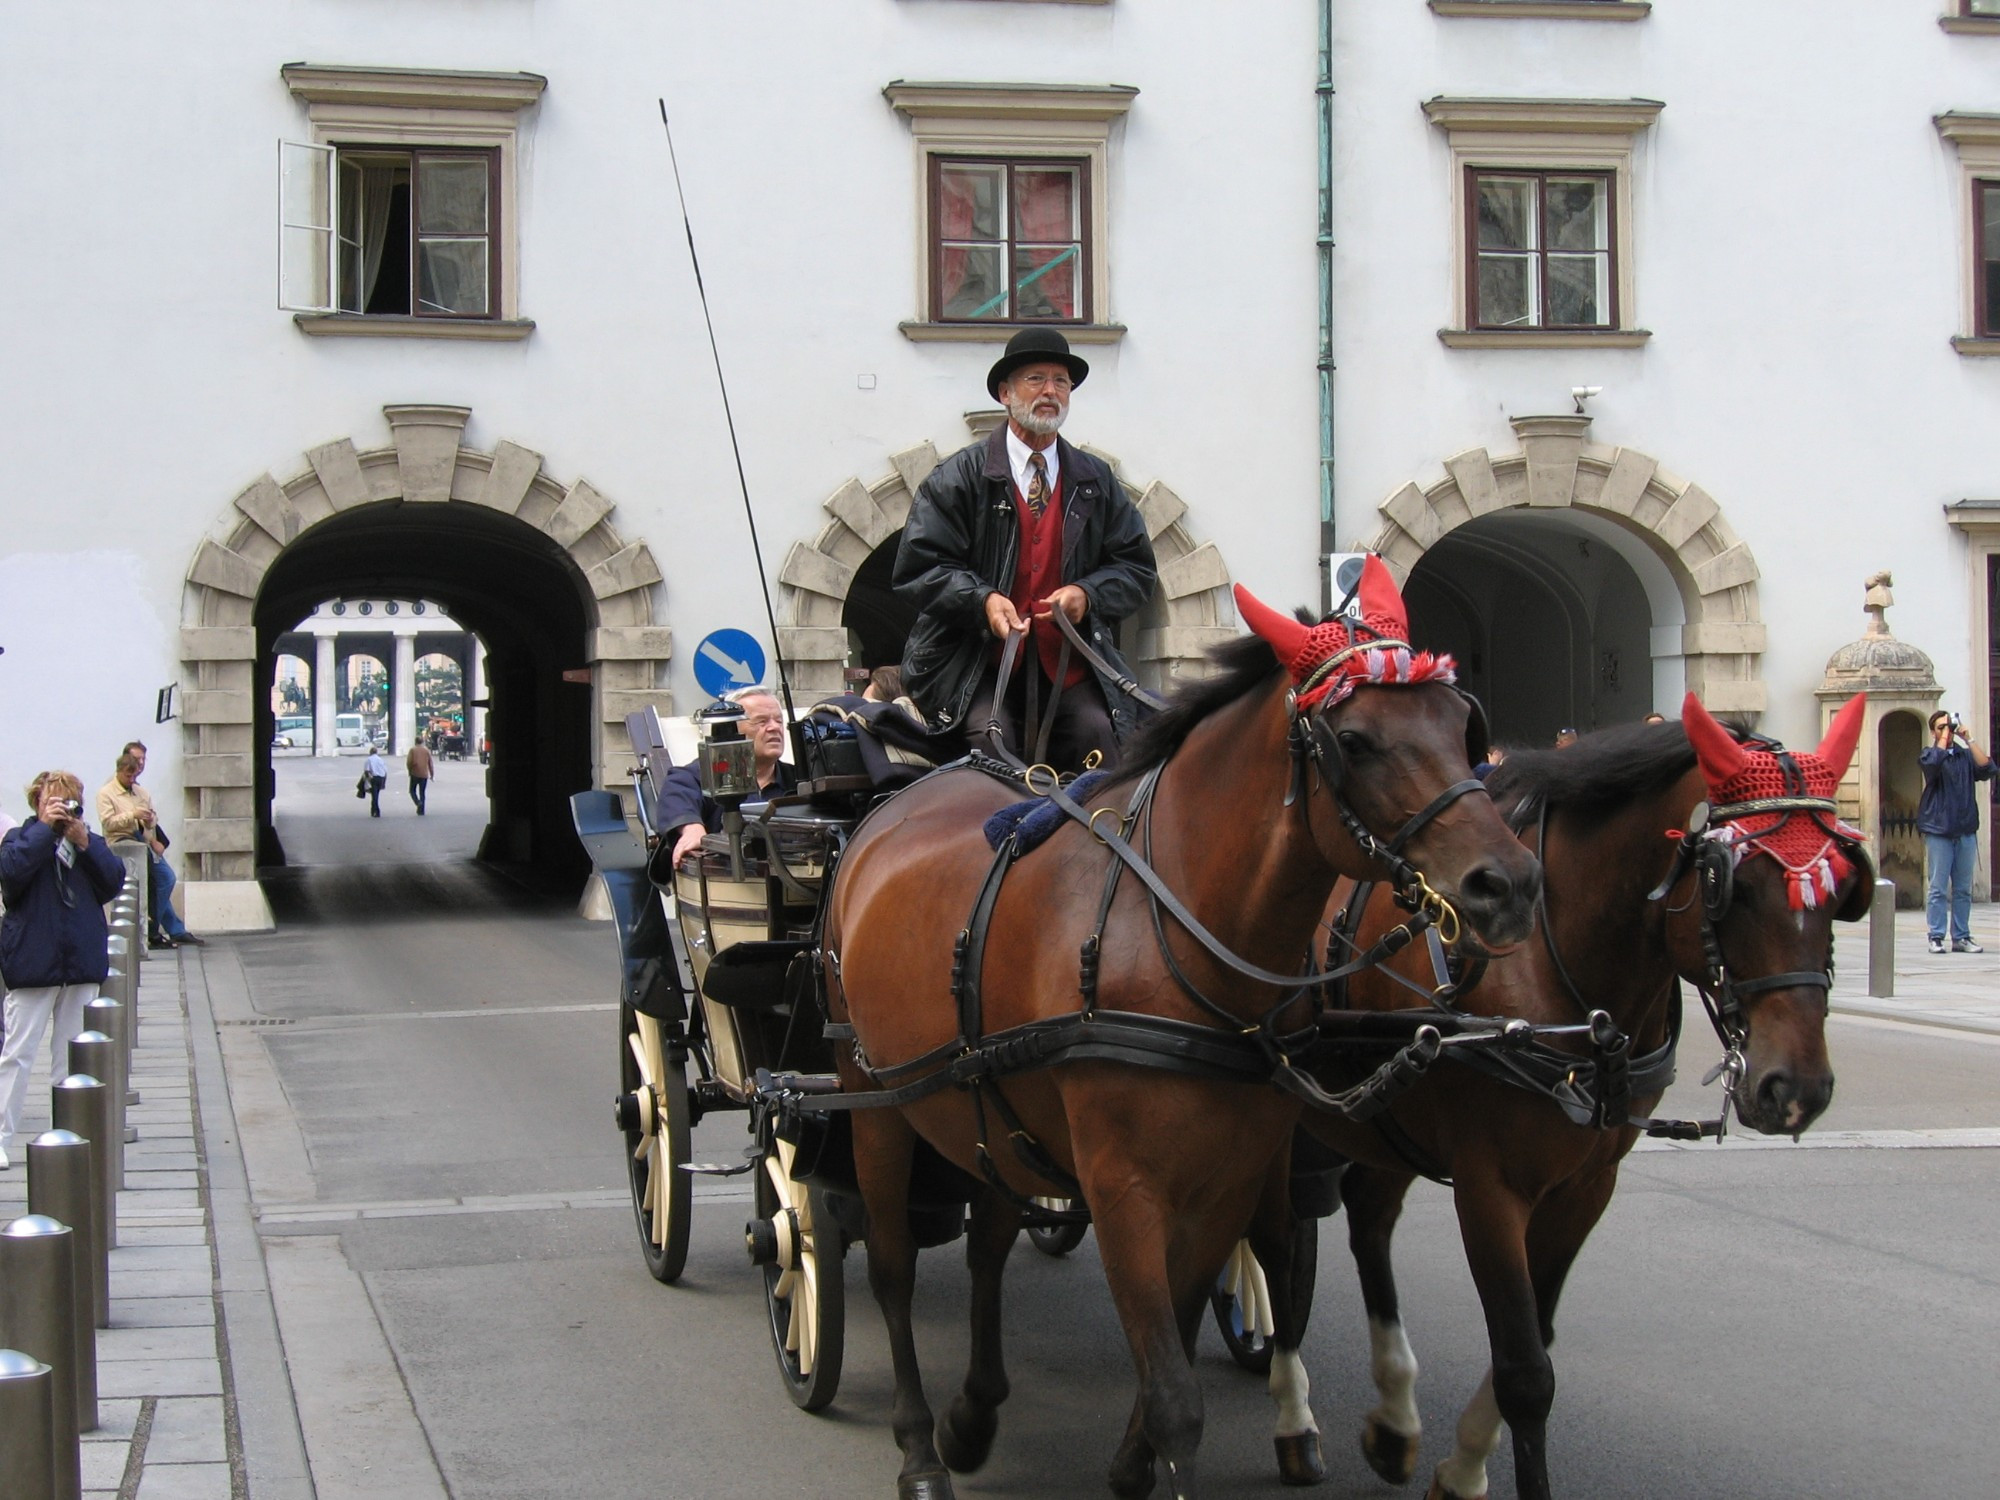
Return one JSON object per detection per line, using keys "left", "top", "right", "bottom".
{"left": 1008, "top": 472, "right": 1085, "bottom": 688}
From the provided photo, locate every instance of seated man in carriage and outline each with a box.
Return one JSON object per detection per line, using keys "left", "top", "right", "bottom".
{"left": 893, "top": 328, "right": 1157, "bottom": 772}
{"left": 656, "top": 687, "right": 798, "bottom": 866}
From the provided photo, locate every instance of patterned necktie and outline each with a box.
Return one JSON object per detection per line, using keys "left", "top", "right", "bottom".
{"left": 1026, "top": 450, "right": 1050, "bottom": 517}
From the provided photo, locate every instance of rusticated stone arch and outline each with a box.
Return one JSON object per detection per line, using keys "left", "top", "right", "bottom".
{"left": 176, "top": 404, "right": 670, "bottom": 915}
{"left": 1360, "top": 414, "right": 1766, "bottom": 717}
{"left": 776, "top": 419, "right": 1239, "bottom": 699}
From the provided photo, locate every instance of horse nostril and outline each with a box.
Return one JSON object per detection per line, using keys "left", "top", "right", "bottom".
{"left": 1461, "top": 862, "right": 1514, "bottom": 909}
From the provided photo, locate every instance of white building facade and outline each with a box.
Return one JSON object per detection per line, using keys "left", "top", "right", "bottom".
{"left": 1, "top": 0, "right": 1995, "bottom": 925}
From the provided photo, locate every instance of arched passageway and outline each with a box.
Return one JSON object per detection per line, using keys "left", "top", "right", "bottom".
{"left": 1405, "top": 508, "right": 1673, "bottom": 745}
{"left": 254, "top": 500, "right": 594, "bottom": 880}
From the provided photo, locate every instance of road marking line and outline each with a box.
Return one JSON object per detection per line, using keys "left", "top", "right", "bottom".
{"left": 236, "top": 1002, "right": 617, "bottom": 1032}
{"left": 1635, "top": 1126, "right": 2000, "bottom": 1154}
{"left": 254, "top": 1181, "right": 751, "bottom": 1226}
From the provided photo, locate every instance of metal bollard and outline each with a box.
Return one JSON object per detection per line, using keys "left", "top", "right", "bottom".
{"left": 0, "top": 1348, "right": 59, "bottom": 1500}
{"left": 66, "top": 1034, "right": 123, "bottom": 1195}
{"left": 84, "top": 997, "right": 136, "bottom": 1111}
{"left": 0, "top": 1217, "right": 83, "bottom": 1499}
{"left": 99, "top": 977, "right": 137, "bottom": 1094}
{"left": 29, "top": 1129, "right": 107, "bottom": 1333}
{"left": 51, "top": 1076, "right": 115, "bottom": 1254}
{"left": 1868, "top": 877, "right": 1896, "bottom": 998}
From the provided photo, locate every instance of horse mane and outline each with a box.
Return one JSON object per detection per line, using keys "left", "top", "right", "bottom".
{"left": 1104, "top": 633, "right": 1284, "bottom": 787}
{"left": 1484, "top": 720, "right": 1700, "bottom": 826}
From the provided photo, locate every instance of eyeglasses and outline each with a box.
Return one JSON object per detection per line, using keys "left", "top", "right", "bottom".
{"left": 1012, "top": 372, "right": 1073, "bottom": 393}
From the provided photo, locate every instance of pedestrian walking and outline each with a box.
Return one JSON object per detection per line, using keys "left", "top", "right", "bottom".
{"left": 406, "top": 741, "right": 434, "bottom": 815}
{"left": 1919, "top": 709, "right": 1994, "bottom": 954}
{"left": 362, "top": 748, "right": 389, "bottom": 817}
{"left": 97, "top": 742, "right": 203, "bottom": 948}
{"left": 0, "top": 772, "right": 127, "bottom": 1168}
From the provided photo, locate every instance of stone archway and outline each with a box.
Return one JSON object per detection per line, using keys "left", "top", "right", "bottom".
{"left": 776, "top": 418, "right": 1240, "bottom": 699}
{"left": 176, "top": 404, "right": 671, "bottom": 928}
{"left": 1359, "top": 414, "right": 1766, "bottom": 717}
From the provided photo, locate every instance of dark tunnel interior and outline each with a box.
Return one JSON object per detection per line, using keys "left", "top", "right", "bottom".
{"left": 252, "top": 500, "right": 597, "bottom": 886}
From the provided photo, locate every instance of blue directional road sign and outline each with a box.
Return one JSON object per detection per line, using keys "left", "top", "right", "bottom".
{"left": 693, "top": 628, "right": 767, "bottom": 699}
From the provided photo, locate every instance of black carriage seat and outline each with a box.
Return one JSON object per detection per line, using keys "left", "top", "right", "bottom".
{"left": 569, "top": 788, "right": 686, "bottom": 1021}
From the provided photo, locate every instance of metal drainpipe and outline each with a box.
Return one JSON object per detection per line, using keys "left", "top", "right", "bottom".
{"left": 1317, "top": 0, "right": 1337, "bottom": 611}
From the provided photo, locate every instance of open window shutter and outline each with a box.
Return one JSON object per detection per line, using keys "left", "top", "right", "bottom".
{"left": 278, "top": 140, "right": 335, "bottom": 312}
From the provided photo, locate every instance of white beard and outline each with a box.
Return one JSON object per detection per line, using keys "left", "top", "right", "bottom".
{"left": 1005, "top": 393, "right": 1066, "bottom": 437}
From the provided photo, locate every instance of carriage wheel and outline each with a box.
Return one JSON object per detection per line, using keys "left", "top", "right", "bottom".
{"left": 1211, "top": 1220, "right": 1319, "bottom": 1374}
{"left": 618, "top": 1003, "right": 691, "bottom": 1284}
{"left": 1026, "top": 1197, "right": 1089, "bottom": 1257}
{"left": 755, "top": 1136, "right": 846, "bottom": 1411}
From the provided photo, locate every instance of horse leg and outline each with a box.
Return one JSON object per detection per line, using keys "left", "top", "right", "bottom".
{"left": 1430, "top": 1172, "right": 1550, "bottom": 1500}
{"left": 936, "top": 1186, "right": 1022, "bottom": 1474}
{"left": 854, "top": 1111, "right": 954, "bottom": 1500}
{"left": 1097, "top": 1201, "right": 1208, "bottom": 1500}
{"left": 1245, "top": 1173, "right": 1327, "bottom": 1487}
{"left": 1342, "top": 1164, "right": 1424, "bottom": 1486}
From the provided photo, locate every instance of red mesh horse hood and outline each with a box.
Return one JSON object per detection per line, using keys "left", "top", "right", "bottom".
{"left": 1681, "top": 691, "right": 1868, "bottom": 911}
{"left": 1234, "top": 555, "right": 1458, "bottom": 713}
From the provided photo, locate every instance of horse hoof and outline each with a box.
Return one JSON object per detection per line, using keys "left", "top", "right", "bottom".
{"left": 1425, "top": 1471, "right": 1485, "bottom": 1500}
{"left": 1108, "top": 1457, "right": 1158, "bottom": 1500}
{"left": 1275, "top": 1430, "right": 1328, "bottom": 1486}
{"left": 1361, "top": 1417, "right": 1419, "bottom": 1485}
{"left": 898, "top": 1470, "right": 956, "bottom": 1500}
{"left": 936, "top": 1403, "right": 998, "bottom": 1474}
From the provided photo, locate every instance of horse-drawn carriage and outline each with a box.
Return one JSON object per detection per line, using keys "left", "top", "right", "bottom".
{"left": 571, "top": 566, "right": 1874, "bottom": 1500}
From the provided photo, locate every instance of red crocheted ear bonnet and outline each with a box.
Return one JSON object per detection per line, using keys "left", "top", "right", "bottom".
{"left": 1234, "top": 555, "right": 1457, "bottom": 713}
{"left": 1681, "top": 691, "right": 1868, "bottom": 911}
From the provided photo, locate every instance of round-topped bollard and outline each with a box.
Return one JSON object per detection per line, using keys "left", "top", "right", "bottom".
{"left": 0, "top": 1347, "right": 58, "bottom": 1500}
{"left": 0, "top": 1217, "right": 82, "bottom": 1498}
{"left": 29, "top": 1128, "right": 107, "bottom": 1334}
{"left": 51, "top": 1076, "right": 115, "bottom": 1254}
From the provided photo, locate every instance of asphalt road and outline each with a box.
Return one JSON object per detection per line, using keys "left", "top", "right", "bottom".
{"left": 225, "top": 760, "right": 2000, "bottom": 1499}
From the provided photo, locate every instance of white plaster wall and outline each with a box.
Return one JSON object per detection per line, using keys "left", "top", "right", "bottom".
{"left": 1331, "top": 0, "right": 2000, "bottom": 746}
{"left": 0, "top": 0, "right": 1322, "bottom": 829}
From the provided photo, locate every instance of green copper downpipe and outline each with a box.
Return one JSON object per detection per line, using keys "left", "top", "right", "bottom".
{"left": 1317, "top": 0, "right": 1337, "bottom": 609}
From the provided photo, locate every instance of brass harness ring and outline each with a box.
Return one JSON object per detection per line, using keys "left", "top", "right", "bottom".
{"left": 1024, "top": 763, "right": 1061, "bottom": 796}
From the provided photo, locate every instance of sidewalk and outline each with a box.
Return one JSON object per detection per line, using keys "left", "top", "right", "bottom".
{"left": 1830, "top": 905, "right": 2000, "bottom": 1035}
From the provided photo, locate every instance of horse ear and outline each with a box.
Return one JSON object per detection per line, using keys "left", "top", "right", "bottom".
{"left": 1235, "top": 583, "right": 1309, "bottom": 665}
{"left": 1681, "top": 691, "right": 1750, "bottom": 787}
{"left": 1815, "top": 693, "right": 1867, "bottom": 783}
{"left": 1356, "top": 554, "right": 1409, "bottom": 639}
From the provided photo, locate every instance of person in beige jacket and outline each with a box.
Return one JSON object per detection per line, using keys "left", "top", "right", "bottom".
{"left": 97, "top": 744, "right": 202, "bottom": 949}
{"left": 406, "top": 741, "right": 434, "bottom": 815}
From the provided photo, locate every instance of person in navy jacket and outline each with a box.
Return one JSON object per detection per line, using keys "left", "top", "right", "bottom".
{"left": 1918, "top": 709, "right": 1996, "bottom": 955}
{"left": 0, "top": 770, "right": 127, "bottom": 1167}
{"left": 656, "top": 689, "right": 797, "bottom": 869}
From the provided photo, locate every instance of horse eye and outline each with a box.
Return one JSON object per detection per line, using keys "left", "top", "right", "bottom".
{"left": 1335, "top": 730, "right": 1369, "bottom": 758}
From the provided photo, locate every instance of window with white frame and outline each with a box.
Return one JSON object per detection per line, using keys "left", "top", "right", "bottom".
{"left": 1424, "top": 97, "right": 1661, "bottom": 347}
{"left": 1937, "top": 112, "right": 2000, "bottom": 353}
{"left": 279, "top": 64, "right": 544, "bottom": 337}
{"left": 886, "top": 81, "right": 1135, "bottom": 344}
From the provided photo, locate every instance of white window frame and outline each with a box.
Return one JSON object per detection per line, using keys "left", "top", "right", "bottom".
{"left": 1424, "top": 97, "right": 1662, "bottom": 348}
{"left": 278, "top": 141, "right": 336, "bottom": 312}
{"left": 278, "top": 64, "right": 545, "bottom": 338}
{"left": 885, "top": 80, "right": 1136, "bottom": 345}
{"left": 1937, "top": 112, "right": 2000, "bottom": 354}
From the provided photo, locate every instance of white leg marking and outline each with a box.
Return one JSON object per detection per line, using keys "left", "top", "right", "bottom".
{"left": 1366, "top": 1316, "right": 1421, "bottom": 1437}
{"left": 1268, "top": 1346, "right": 1318, "bottom": 1438}
{"left": 1433, "top": 1369, "right": 1503, "bottom": 1499}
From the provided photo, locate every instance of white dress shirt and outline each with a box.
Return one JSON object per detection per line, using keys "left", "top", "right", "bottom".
{"left": 1004, "top": 426, "right": 1062, "bottom": 502}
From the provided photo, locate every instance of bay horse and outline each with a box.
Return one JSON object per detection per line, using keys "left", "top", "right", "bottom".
{"left": 1279, "top": 692, "right": 1870, "bottom": 1500}
{"left": 823, "top": 560, "right": 1542, "bottom": 1500}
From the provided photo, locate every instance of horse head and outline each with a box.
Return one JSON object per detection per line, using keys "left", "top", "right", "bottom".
{"left": 1236, "top": 559, "right": 1540, "bottom": 947}
{"left": 1671, "top": 691, "right": 1870, "bottom": 1136}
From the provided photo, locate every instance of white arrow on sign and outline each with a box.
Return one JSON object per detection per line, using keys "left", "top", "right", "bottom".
{"left": 699, "top": 639, "right": 755, "bottom": 684}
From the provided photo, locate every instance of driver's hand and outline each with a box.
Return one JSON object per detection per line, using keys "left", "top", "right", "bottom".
{"left": 1035, "top": 585, "right": 1088, "bottom": 625}
{"left": 671, "top": 823, "right": 706, "bottom": 866}
{"left": 984, "top": 592, "right": 1027, "bottom": 639}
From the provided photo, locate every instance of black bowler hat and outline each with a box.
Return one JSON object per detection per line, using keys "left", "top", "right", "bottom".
{"left": 986, "top": 328, "right": 1090, "bottom": 401}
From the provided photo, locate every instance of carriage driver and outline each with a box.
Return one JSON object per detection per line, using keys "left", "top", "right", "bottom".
{"left": 893, "top": 327, "right": 1157, "bottom": 771}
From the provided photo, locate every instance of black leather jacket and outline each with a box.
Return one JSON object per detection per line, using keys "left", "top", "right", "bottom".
{"left": 893, "top": 426, "right": 1157, "bottom": 740}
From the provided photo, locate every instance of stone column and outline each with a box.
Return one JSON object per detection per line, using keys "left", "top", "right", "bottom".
{"left": 314, "top": 634, "right": 338, "bottom": 757}
{"left": 394, "top": 631, "right": 418, "bottom": 754}
{"left": 469, "top": 644, "right": 487, "bottom": 754}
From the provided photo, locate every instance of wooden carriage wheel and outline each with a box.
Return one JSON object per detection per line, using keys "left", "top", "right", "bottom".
{"left": 755, "top": 1133, "right": 845, "bottom": 1411}
{"left": 619, "top": 1003, "right": 692, "bottom": 1284}
{"left": 1211, "top": 1222, "right": 1319, "bottom": 1373}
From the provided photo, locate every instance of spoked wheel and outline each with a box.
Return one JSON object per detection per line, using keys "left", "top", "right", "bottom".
{"left": 751, "top": 1135, "right": 845, "bottom": 1411}
{"left": 1026, "top": 1196, "right": 1089, "bottom": 1257}
{"left": 1211, "top": 1220, "right": 1319, "bottom": 1374}
{"left": 616, "top": 1003, "right": 691, "bottom": 1284}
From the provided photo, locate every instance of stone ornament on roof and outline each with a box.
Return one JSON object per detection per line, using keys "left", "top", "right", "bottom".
{"left": 1819, "top": 571, "right": 1940, "bottom": 695}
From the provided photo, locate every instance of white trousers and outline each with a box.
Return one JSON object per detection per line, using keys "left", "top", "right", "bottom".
{"left": 0, "top": 983, "right": 98, "bottom": 1145}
